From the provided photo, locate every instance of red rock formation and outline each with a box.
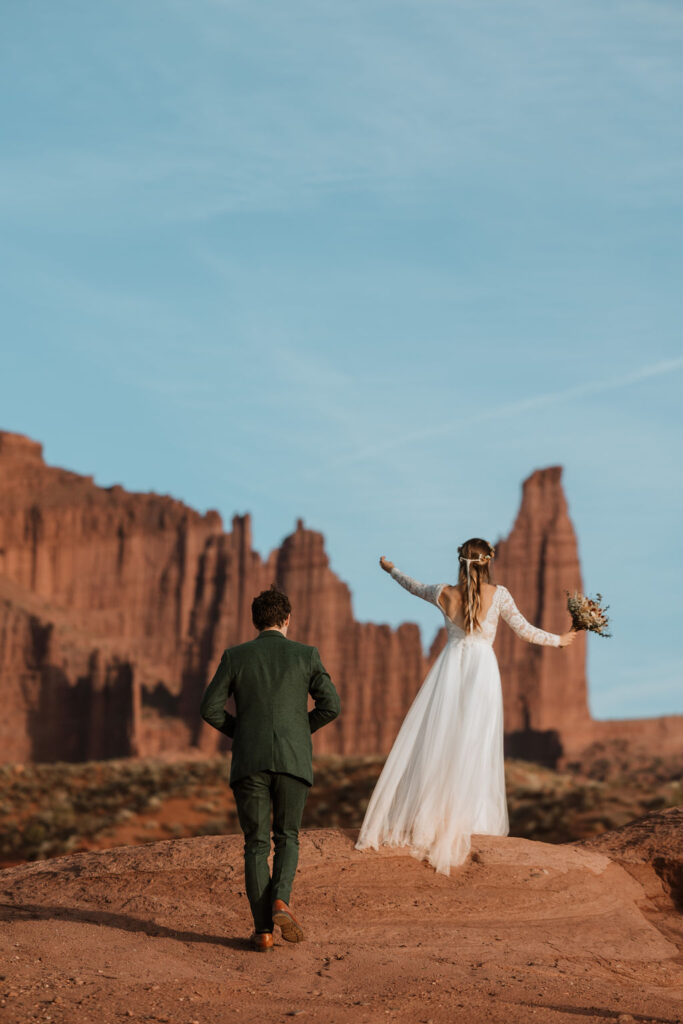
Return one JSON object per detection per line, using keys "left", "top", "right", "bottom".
{"left": 0, "top": 432, "right": 429, "bottom": 761}
{"left": 273, "top": 521, "right": 426, "bottom": 754}
{"left": 0, "top": 431, "right": 680, "bottom": 765}
{"left": 0, "top": 576, "right": 140, "bottom": 763}
{"left": 493, "top": 466, "right": 590, "bottom": 763}
{"left": 0, "top": 431, "right": 244, "bottom": 761}
{"left": 580, "top": 806, "right": 683, "bottom": 907}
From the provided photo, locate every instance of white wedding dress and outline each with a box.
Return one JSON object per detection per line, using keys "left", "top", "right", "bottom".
{"left": 355, "top": 567, "right": 561, "bottom": 875}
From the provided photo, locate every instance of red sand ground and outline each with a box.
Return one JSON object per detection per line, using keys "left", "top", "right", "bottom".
{"left": 0, "top": 813, "right": 681, "bottom": 1024}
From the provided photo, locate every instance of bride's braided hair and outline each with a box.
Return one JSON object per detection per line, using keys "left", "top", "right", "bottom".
{"left": 457, "top": 538, "right": 495, "bottom": 633}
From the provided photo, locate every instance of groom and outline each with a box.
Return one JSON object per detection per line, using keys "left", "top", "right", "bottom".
{"left": 200, "top": 584, "right": 341, "bottom": 951}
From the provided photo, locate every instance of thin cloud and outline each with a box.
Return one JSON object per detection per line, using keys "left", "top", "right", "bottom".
{"left": 5, "top": 1, "right": 681, "bottom": 228}
{"left": 335, "top": 356, "right": 683, "bottom": 465}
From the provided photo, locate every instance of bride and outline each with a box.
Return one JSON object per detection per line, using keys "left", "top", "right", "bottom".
{"left": 355, "top": 537, "right": 577, "bottom": 875}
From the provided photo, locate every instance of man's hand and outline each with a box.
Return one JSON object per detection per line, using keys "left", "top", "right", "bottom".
{"left": 379, "top": 556, "right": 394, "bottom": 573}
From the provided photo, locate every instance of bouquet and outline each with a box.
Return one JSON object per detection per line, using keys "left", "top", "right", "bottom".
{"left": 566, "top": 591, "right": 611, "bottom": 637}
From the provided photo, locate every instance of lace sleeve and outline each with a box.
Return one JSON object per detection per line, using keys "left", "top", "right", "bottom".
{"left": 498, "top": 586, "right": 561, "bottom": 647}
{"left": 390, "top": 567, "right": 442, "bottom": 608}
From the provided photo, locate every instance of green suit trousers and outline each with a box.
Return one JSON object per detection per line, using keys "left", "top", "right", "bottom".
{"left": 232, "top": 770, "right": 309, "bottom": 933}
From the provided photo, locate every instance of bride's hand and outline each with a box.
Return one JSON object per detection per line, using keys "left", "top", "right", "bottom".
{"left": 559, "top": 629, "right": 578, "bottom": 647}
{"left": 379, "top": 556, "right": 394, "bottom": 573}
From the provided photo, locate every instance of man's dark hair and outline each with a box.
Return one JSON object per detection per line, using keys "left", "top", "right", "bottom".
{"left": 251, "top": 585, "right": 292, "bottom": 631}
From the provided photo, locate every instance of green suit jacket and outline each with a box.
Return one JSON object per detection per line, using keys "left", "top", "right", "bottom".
{"left": 199, "top": 630, "right": 341, "bottom": 786}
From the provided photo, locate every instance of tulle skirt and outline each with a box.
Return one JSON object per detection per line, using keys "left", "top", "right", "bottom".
{"left": 355, "top": 636, "right": 509, "bottom": 875}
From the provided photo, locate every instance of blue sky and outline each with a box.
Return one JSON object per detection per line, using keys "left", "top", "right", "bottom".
{"left": 2, "top": 0, "right": 681, "bottom": 719}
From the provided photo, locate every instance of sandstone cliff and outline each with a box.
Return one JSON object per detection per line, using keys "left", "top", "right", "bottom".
{"left": 0, "top": 430, "right": 679, "bottom": 765}
{"left": 0, "top": 432, "right": 429, "bottom": 762}
{"left": 493, "top": 467, "right": 590, "bottom": 762}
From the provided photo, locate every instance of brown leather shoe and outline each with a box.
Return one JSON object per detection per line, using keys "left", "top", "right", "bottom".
{"left": 272, "top": 899, "right": 304, "bottom": 943}
{"left": 250, "top": 931, "right": 274, "bottom": 952}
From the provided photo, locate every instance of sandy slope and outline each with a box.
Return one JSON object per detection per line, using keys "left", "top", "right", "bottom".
{"left": 0, "top": 816, "right": 682, "bottom": 1024}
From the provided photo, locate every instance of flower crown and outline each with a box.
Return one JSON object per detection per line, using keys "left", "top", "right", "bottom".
{"left": 458, "top": 545, "right": 495, "bottom": 565}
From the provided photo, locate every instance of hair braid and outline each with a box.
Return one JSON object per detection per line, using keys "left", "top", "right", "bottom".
{"left": 457, "top": 538, "right": 495, "bottom": 632}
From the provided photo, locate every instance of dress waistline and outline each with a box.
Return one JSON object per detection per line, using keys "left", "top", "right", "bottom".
{"left": 450, "top": 634, "right": 493, "bottom": 648}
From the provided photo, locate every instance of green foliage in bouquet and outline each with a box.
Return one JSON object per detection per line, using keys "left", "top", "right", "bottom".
{"left": 566, "top": 591, "right": 611, "bottom": 638}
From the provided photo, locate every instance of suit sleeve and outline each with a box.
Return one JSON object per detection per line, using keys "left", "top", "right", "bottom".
{"left": 308, "top": 647, "right": 341, "bottom": 734}
{"left": 199, "top": 650, "right": 237, "bottom": 738}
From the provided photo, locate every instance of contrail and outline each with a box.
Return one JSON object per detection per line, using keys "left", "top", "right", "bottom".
{"left": 334, "top": 355, "right": 683, "bottom": 466}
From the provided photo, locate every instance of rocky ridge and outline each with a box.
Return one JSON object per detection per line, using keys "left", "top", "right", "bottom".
{"left": 0, "top": 811, "right": 682, "bottom": 1024}
{"left": 0, "top": 430, "right": 680, "bottom": 765}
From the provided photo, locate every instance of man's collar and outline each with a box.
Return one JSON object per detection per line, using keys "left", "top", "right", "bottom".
{"left": 256, "top": 629, "right": 287, "bottom": 640}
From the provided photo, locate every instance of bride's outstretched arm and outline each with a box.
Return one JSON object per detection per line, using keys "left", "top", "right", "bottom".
{"left": 498, "top": 586, "right": 563, "bottom": 647}
{"left": 380, "top": 557, "right": 442, "bottom": 607}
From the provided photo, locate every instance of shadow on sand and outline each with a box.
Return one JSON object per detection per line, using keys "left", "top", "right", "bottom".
{"left": 0, "top": 900, "right": 251, "bottom": 951}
